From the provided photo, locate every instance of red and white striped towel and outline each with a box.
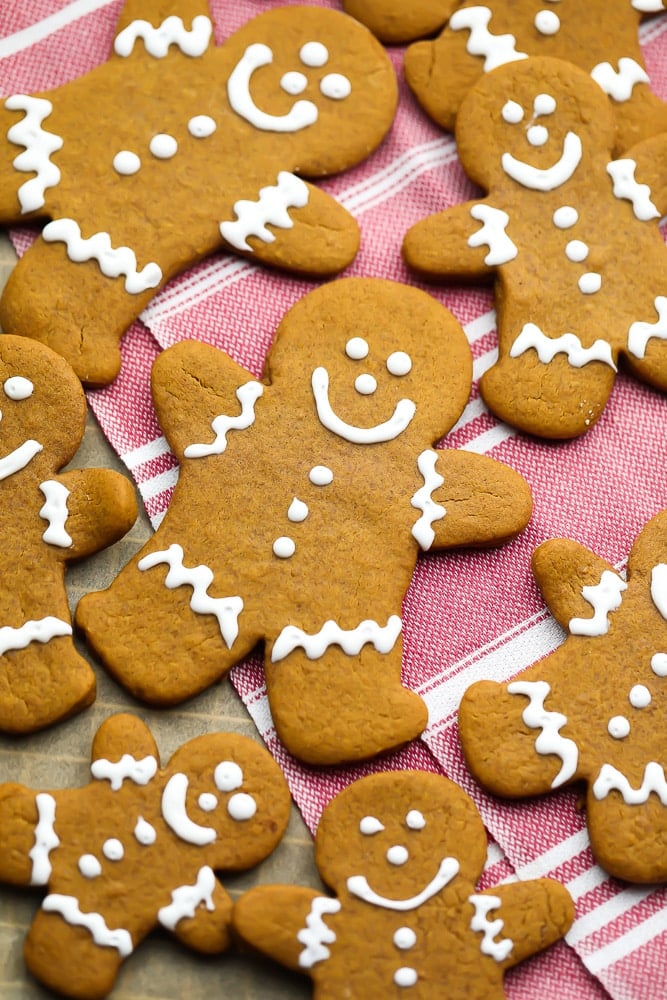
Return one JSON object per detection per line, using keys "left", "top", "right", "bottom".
{"left": 2, "top": 3, "right": 667, "bottom": 997}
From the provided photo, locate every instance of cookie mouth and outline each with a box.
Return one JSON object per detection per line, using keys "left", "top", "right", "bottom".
{"left": 0, "top": 439, "right": 43, "bottom": 481}
{"left": 311, "top": 366, "right": 416, "bottom": 444}
{"left": 227, "top": 42, "right": 318, "bottom": 132}
{"left": 346, "top": 856, "right": 460, "bottom": 910}
{"left": 161, "top": 773, "right": 216, "bottom": 845}
{"left": 502, "top": 131, "right": 582, "bottom": 191}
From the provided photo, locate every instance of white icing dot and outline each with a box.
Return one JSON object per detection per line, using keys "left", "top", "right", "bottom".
{"left": 534, "top": 93, "right": 557, "bottom": 116}
{"left": 387, "top": 351, "right": 412, "bottom": 376}
{"left": 345, "top": 337, "right": 369, "bottom": 360}
{"left": 553, "top": 206, "right": 578, "bottom": 229}
{"left": 320, "top": 73, "right": 351, "bottom": 100}
{"left": 300, "top": 41, "right": 328, "bottom": 67}
{"left": 535, "top": 10, "right": 560, "bottom": 34}
{"left": 281, "top": 71, "right": 308, "bottom": 95}
{"left": 651, "top": 653, "right": 667, "bottom": 676}
{"left": 288, "top": 497, "right": 309, "bottom": 522}
{"left": 3, "top": 376, "right": 33, "bottom": 399}
{"left": 394, "top": 967, "right": 418, "bottom": 987}
{"left": 565, "top": 239, "right": 589, "bottom": 262}
{"left": 113, "top": 150, "right": 141, "bottom": 175}
{"left": 309, "top": 465, "right": 333, "bottom": 486}
{"left": 502, "top": 100, "right": 524, "bottom": 124}
{"left": 134, "top": 817, "right": 157, "bottom": 845}
{"left": 405, "top": 810, "right": 426, "bottom": 830}
{"left": 629, "top": 684, "right": 651, "bottom": 708}
{"left": 355, "top": 373, "right": 377, "bottom": 395}
{"left": 228, "top": 792, "right": 257, "bottom": 821}
{"left": 149, "top": 133, "right": 178, "bottom": 159}
{"left": 273, "top": 535, "right": 296, "bottom": 558}
{"left": 527, "top": 124, "right": 548, "bottom": 146}
{"left": 78, "top": 854, "right": 102, "bottom": 878}
{"left": 102, "top": 838, "right": 124, "bottom": 861}
{"left": 198, "top": 792, "right": 218, "bottom": 812}
{"left": 386, "top": 845, "right": 409, "bottom": 866}
{"left": 579, "top": 272, "right": 602, "bottom": 294}
{"left": 608, "top": 715, "right": 630, "bottom": 739}
{"left": 188, "top": 115, "right": 216, "bottom": 138}
{"left": 360, "top": 816, "right": 385, "bottom": 835}
{"left": 214, "top": 760, "right": 243, "bottom": 792}
{"left": 394, "top": 927, "right": 417, "bottom": 950}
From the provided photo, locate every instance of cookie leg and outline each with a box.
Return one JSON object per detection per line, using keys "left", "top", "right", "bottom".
{"left": 0, "top": 641, "right": 95, "bottom": 734}
{"left": 586, "top": 780, "right": 667, "bottom": 883}
{"left": 24, "top": 908, "right": 123, "bottom": 1000}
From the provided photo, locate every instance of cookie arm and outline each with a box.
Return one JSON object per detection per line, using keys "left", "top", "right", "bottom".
{"left": 166, "top": 878, "right": 234, "bottom": 953}
{"left": 42, "top": 469, "right": 137, "bottom": 561}
{"left": 90, "top": 712, "right": 160, "bottom": 763}
{"left": 531, "top": 538, "right": 620, "bottom": 631}
{"left": 233, "top": 885, "right": 334, "bottom": 973}
{"left": 470, "top": 881, "right": 574, "bottom": 969}
{"left": 402, "top": 200, "right": 503, "bottom": 281}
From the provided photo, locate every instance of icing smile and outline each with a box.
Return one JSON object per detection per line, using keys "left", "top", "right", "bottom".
{"left": 346, "top": 856, "right": 460, "bottom": 911}
{"left": 161, "top": 773, "right": 216, "bottom": 845}
{"left": 311, "top": 366, "right": 416, "bottom": 444}
{"left": 502, "top": 131, "right": 582, "bottom": 191}
{"left": 0, "top": 439, "right": 43, "bottom": 480}
{"left": 228, "top": 43, "right": 318, "bottom": 132}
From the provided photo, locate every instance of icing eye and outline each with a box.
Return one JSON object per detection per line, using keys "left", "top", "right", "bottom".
{"left": 4, "top": 376, "right": 33, "bottom": 400}
{"left": 198, "top": 792, "right": 218, "bottom": 812}
{"left": 405, "top": 809, "right": 426, "bottom": 830}
{"left": 214, "top": 760, "right": 243, "bottom": 792}
{"left": 359, "top": 815, "right": 385, "bottom": 835}
{"left": 355, "top": 374, "right": 377, "bottom": 395}
{"left": 281, "top": 71, "right": 308, "bottom": 96}
{"left": 188, "top": 115, "right": 217, "bottom": 138}
{"left": 386, "top": 352, "right": 412, "bottom": 377}
{"left": 386, "top": 844, "right": 409, "bottom": 865}
{"left": 533, "top": 93, "right": 557, "bottom": 117}
{"left": 227, "top": 792, "right": 257, "bottom": 821}
{"left": 502, "top": 100, "right": 524, "bottom": 124}
{"left": 149, "top": 133, "right": 178, "bottom": 159}
{"left": 527, "top": 125, "right": 548, "bottom": 147}
{"left": 300, "top": 41, "right": 328, "bottom": 67}
{"left": 320, "top": 73, "right": 351, "bottom": 100}
{"left": 345, "top": 337, "right": 369, "bottom": 360}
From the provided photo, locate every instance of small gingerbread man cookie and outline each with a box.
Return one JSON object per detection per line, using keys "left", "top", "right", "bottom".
{"left": 0, "top": 336, "right": 136, "bottom": 734}
{"left": 459, "top": 508, "right": 667, "bottom": 883}
{"left": 76, "top": 277, "right": 532, "bottom": 766}
{"left": 403, "top": 56, "right": 667, "bottom": 439}
{"left": 404, "top": 0, "right": 667, "bottom": 155}
{"left": 0, "top": 1, "right": 397, "bottom": 385}
{"left": 0, "top": 712, "right": 291, "bottom": 999}
{"left": 233, "top": 770, "right": 574, "bottom": 997}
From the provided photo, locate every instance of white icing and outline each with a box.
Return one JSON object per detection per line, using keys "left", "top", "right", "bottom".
{"left": 395, "top": 967, "right": 418, "bottom": 987}
{"left": 134, "top": 816, "right": 156, "bottom": 845}
{"left": 628, "top": 298, "right": 667, "bottom": 360}
{"left": 533, "top": 94, "right": 556, "bottom": 117}
{"left": 410, "top": 450, "right": 445, "bottom": 551}
{"left": 535, "top": 10, "right": 560, "bottom": 34}
{"left": 42, "top": 219, "right": 162, "bottom": 294}
{"left": 228, "top": 44, "right": 318, "bottom": 132}
{"left": 42, "top": 894, "right": 133, "bottom": 956}
{"left": 288, "top": 498, "right": 308, "bottom": 522}
{"left": 0, "top": 616, "right": 71, "bottom": 655}
{"left": 502, "top": 100, "right": 524, "bottom": 124}
{"left": 527, "top": 125, "right": 548, "bottom": 147}
{"left": 569, "top": 570, "right": 627, "bottom": 636}
{"left": 387, "top": 845, "right": 409, "bottom": 866}
{"left": 272, "top": 615, "right": 402, "bottom": 663}
{"left": 468, "top": 894, "right": 513, "bottom": 962}
{"left": 282, "top": 72, "right": 308, "bottom": 96}
{"left": 78, "top": 854, "right": 102, "bottom": 878}
{"left": 510, "top": 323, "right": 616, "bottom": 369}
{"left": 273, "top": 536, "right": 295, "bottom": 558}
{"left": 39, "top": 480, "right": 72, "bottom": 547}
{"left": 608, "top": 715, "right": 630, "bottom": 739}
{"left": 346, "top": 337, "right": 368, "bottom": 360}
{"left": 102, "top": 838, "right": 124, "bottom": 861}
{"left": 632, "top": 0, "right": 666, "bottom": 9}
{"left": 149, "top": 133, "right": 177, "bottom": 159}
{"left": 29, "top": 793, "right": 59, "bottom": 886}
{"left": 394, "top": 927, "right": 417, "bottom": 949}
{"left": 4, "top": 375, "right": 33, "bottom": 399}
{"left": 607, "top": 159, "right": 660, "bottom": 221}
{"left": 214, "top": 761, "right": 243, "bottom": 792}
{"left": 228, "top": 792, "right": 257, "bottom": 821}
{"left": 320, "top": 73, "right": 351, "bottom": 100}
{"left": 468, "top": 203, "right": 518, "bottom": 266}
{"left": 651, "top": 653, "right": 667, "bottom": 677}
{"left": 579, "top": 272, "right": 602, "bottom": 295}
{"left": 386, "top": 352, "right": 412, "bottom": 376}
{"left": 507, "top": 679, "right": 578, "bottom": 787}
{"left": 347, "top": 857, "right": 460, "bottom": 911}
{"left": 90, "top": 754, "right": 157, "bottom": 790}
{"left": 162, "top": 773, "right": 216, "bottom": 845}
{"left": 185, "top": 382, "right": 263, "bottom": 458}
{"left": 651, "top": 563, "right": 667, "bottom": 618}
{"left": 0, "top": 439, "right": 43, "bottom": 480}
{"left": 5, "top": 94, "right": 62, "bottom": 213}
{"left": 220, "top": 171, "right": 309, "bottom": 251}
{"left": 629, "top": 685, "right": 652, "bottom": 709}
{"left": 553, "top": 206, "right": 578, "bottom": 229}
{"left": 297, "top": 896, "right": 341, "bottom": 968}
{"left": 199, "top": 793, "right": 217, "bottom": 812}
{"left": 312, "top": 367, "right": 416, "bottom": 444}
{"left": 309, "top": 465, "right": 333, "bottom": 486}
{"left": 114, "top": 15, "right": 212, "bottom": 58}
{"left": 405, "top": 810, "right": 426, "bottom": 830}
{"left": 565, "top": 240, "right": 588, "bottom": 263}
{"left": 158, "top": 865, "right": 216, "bottom": 930}
{"left": 188, "top": 115, "right": 216, "bottom": 138}
{"left": 592, "top": 761, "right": 667, "bottom": 803}
{"left": 113, "top": 150, "right": 140, "bottom": 175}
{"left": 360, "top": 816, "right": 385, "bottom": 835}
{"left": 355, "top": 373, "right": 377, "bottom": 395}
{"left": 138, "top": 544, "right": 243, "bottom": 649}
{"left": 449, "top": 6, "right": 528, "bottom": 72}
{"left": 300, "top": 42, "right": 329, "bottom": 68}
{"left": 590, "top": 58, "right": 650, "bottom": 102}
{"left": 502, "top": 132, "right": 582, "bottom": 191}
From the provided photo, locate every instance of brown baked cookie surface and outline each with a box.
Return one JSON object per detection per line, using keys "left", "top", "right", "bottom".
{"left": 0, "top": 1, "right": 398, "bottom": 385}
{"left": 0, "top": 335, "right": 136, "bottom": 734}
{"left": 342, "top": 0, "right": 458, "bottom": 44}
{"left": 0, "top": 712, "right": 291, "bottom": 1000}
{"left": 403, "top": 56, "right": 667, "bottom": 440}
{"left": 76, "top": 277, "right": 532, "bottom": 766}
{"left": 233, "top": 770, "right": 574, "bottom": 997}
{"left": 459, "top": 508, "right": 667, "bottom": 884}
{"left": 404, "top": 0, "right": 667, "bottom": 155}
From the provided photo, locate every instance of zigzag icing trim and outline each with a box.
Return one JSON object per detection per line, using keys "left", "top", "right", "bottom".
{"left": 607, "top": 159, "right": 660, "bottom": 221}
{"left": 42, "top": 218, "right": 162, "bottom": 294}
{"left": 297, "top": 896, "right": 342, "bottom": 968}
{"left": 42, "top": 894, "right": 133, "bottom": 956}
{"left": 29, "top": 793, "right": 59, "bottom": 886}
{"left": 449, "top": 6, "right": 528, "bottom": 72}
{"left": 0, "top": 616, "right": 71, "bottom": 655}
{"left": 220, "top": 171, "right": 309, "bottom": 251}
{"left": 592, "top": 762, "right": 667, "bottom": 804}
{"left": 114, "top": 15, "right": 212, "bottom": 58}
{"left": 5, "top": 94, "right": 63, "bottom": 213}
{"left": 184, "top": 381, "right": 263, "bottom": 458}
{"left": 628, "top": 297, "right": 667, "bottom": 360}
{"left": 272, "top": 615, "right": 402, "bottom": 663}
{"left": 507, "top": 679, "right": 579, "bottom": 787}
{"left": 569, "top": 569, "right": 627, "bottom": 636}
{"left": 468, "top": 894, "right": 513, "bottom": 962}
{"left": 411, "top": 449, "right": 445, "bottom": 550}
{"left": 510, "top": 324, "right": 616, "bottom": 370}
{"left": 158, "top": 865, "right": 217, "bottom": 929}
{"left": 591, "top": 58, "right": 650, "bottom": 102}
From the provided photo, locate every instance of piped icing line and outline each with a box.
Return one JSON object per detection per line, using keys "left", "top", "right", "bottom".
{"left": 507, "top": 679, "right": 578, "bottom": 787}
{"left": 271, "top": 615, "right": 402, "bottom": 663}
{"left": 0, "top": 616, "right": 72, "bottom": 655}
{"left": 312, "top": 367, "right": 416, "bottom": 444}
{"left": 502, "top": 132, "right": 582, "bottom": 192}
{"left": 42, "top": 219, "right": 162, "bottom": 294}
{"left": 29, "top": 793, "right": 59, "bottom": 886}
{"left": 627, "top": 296, "right": 667, "bottom": 360}
{"left": 468, "top": 204, "right": 518, "bottom": 265}
{"left": 592, "top": 761, "right": 667, "bottom": 804}
{"left": 468, "top": 894, "right": 513, "bottom": 962}
{"left": 39, "top": 480, "right": 72, "bottom": 547}
{"left": 138, "top": 543, "right": 243, "bottom": 649}
{"left": 90, "top": 754, "right": 158, "bottom": 791}
{"left": 347, "top": 857, "right": 460, "bottom": 911}
{"left": 448, "top": 6, "right": 528, "bottom": 72}
{"left": 651, "top": 563, "right": 667, "bottom": 619}
{"left": 510, "top": 324, "right": 616, "bottom": 370}
{"left": 114, "top": 15, "right": 213, "bottom": 59}
{"left": 41, "top": 894, "right": 133, "bottom": 956}
{"left": 228, "top": 44, "right": 318, "bottom": 132}
{"left": 184, "top": 381, "right": 263, "bottom": 458}
{"left": 632, "top": 0, "right": 666, "bottom": 9}
{"left": 0, "top": 439, "right": 43, "bottom": 480}
{"left": 590, "top": 58, "right": 650, "bottom": 102}
{"left": 220, "top": 172, "right": 309, "bottom": 251}
{"left": 297, "top": 896, "right": 342, "bottom": 968}
{"left": 411, "top": 450, "right": 445, "bottom": 550}
{"left": 158, "top": 865, "right": 217, "bottom": 930}
{"left": 161, "top": 773, "right": 216, "bottom": 845}
{"left": 607, "top": 159, "right": 660, "bottom": 221}
{"left": 569, "top": 570, "right": 627, "bottom": 636}
{"left": 5, "top": 94, "right": 63, "bottom": 214}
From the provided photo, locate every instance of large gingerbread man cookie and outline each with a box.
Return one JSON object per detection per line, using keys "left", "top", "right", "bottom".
{"left": 0, "top": 335, "right": 136, "bottom": 734}
{"left": 76, "top": 278, "right": 532, "bottom": 766}
{"left": 459, "top": 509, "right": 667, "bottom": 883}
{"left": 403, "top": 56, "right": 667, "bottom": 440}
{"left": 0, "top": 1, "right": 397, "bottom": 386}
{"left": 233, "top": 770, "right": 575, "bottom": 997}
{"left": 403, "top": 0, "right": 667, "bottom": 155}
{"left": 0, "top": 712, "right": 291, "bottom": 999}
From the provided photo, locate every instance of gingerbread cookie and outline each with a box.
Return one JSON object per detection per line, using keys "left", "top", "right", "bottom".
{"left": 342, "top": 0, "right": 458, "bottom": 44}
{"left": 76, "top": 277, "right": 532, "bottom": 766}
{"left": 404, "top": 0, "right": 667, "bottom": 155}
{"left": 0, "top": 335, "right": 136, "bottom": 734}
{"left": 233, "top": 770, "right": 574, "bottom": 997}
{"left": 0, "top": 712, "right": 291, "bottom": 999}
{"left": 459, "top": 509, "right": 667, "bottom": 883}
{"left": 403, "top": 56, "right": 667, "bottom": 440}
{"left": 0, "top": 2, "right": 397, "bottom": 386}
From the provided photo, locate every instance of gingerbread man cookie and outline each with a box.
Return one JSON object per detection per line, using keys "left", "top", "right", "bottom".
{"left": 403, "top": 57, "right": 667, "bottom": 440}
{"left": 233, "top": 770, "right": 574, "bottom": 997}
{"left": 459, "top": 509, "right": 667, "bottom": 883}
{"left": 76, "top": 278, "right": 532, "bottom": 766}
{"left": 0, "top": 1, "right": 397, "bottom": 386}
{"left": 0, "top": 336, "right": 136, "bottom": 734}
{"left": 0, "top": 712, "right": 291, "bottom": 999}
{"left": 403, "top": 0, "right": 667, "bottom": 155}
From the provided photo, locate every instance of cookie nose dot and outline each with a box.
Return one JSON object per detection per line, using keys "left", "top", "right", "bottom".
{"left": 300, "top": 41, "right": 328, "bottom": 67}
{"left": 527, "top": 125, "right": 548, "bottom": 147}
{"left": 355, "top": 373, "right": 377, "bottom": 395}
{"left": 198, "top": 792, "right": 218, "bottom": 812}
{"left": 502, "top": 100, "right": 524, "bottom": 124}
{"left": 386, "top": 844, "right": 409, "bottom": 865}
{"left": 320, "top": 73, "right": 351, "bottom": 100}
{"left": 3, "top": 376, "right": 33, "bottom": 400}
{"left": 281, "top": 71, "right": 308, "bottom": 95}
{"left": 387, "top": 351, "right": 412, "bottom": 376}
{"left": 345, "top": 337, "right": 369, "bottom": 360}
